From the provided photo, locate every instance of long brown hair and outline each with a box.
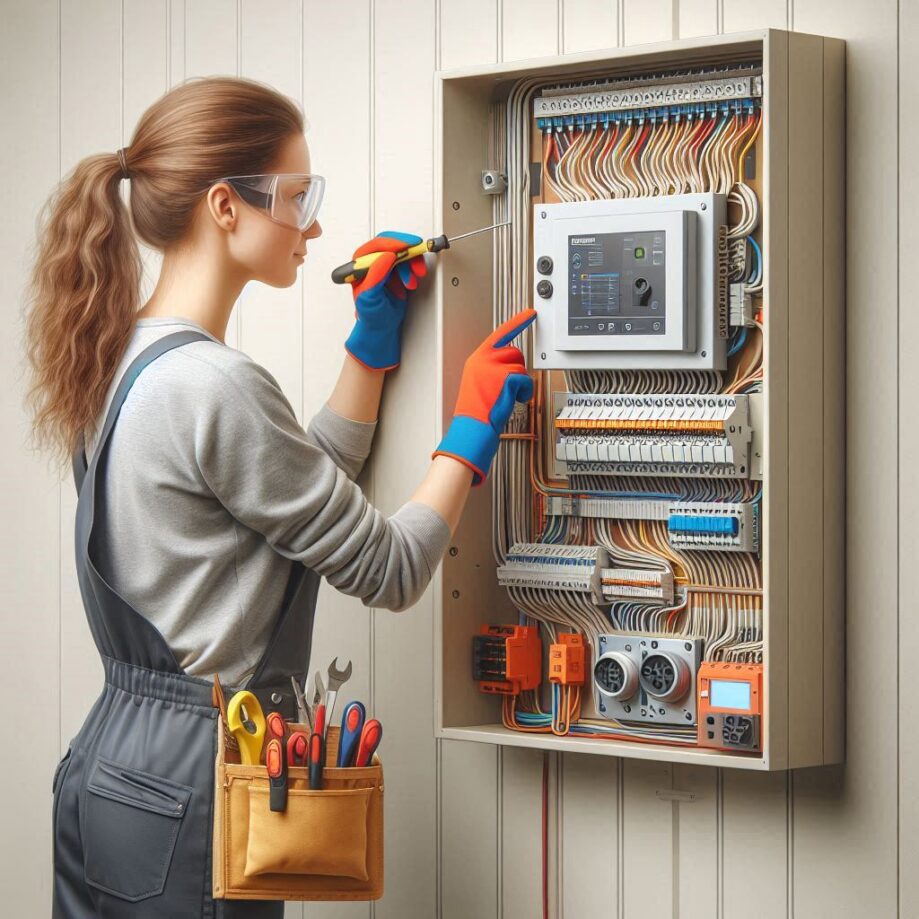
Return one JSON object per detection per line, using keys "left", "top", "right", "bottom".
{"left": 24, "top": 76, "right": 303, "bottom": 464}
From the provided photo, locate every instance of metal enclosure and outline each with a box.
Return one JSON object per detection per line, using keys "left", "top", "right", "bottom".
{"left": 434, "top": 29, "right": 845, "bottom": 771}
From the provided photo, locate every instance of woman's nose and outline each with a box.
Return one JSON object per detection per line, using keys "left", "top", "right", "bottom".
{"left": 304, "top": 219, "right": 322, "bottom": 240}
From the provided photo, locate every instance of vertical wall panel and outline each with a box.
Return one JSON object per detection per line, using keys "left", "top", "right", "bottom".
{"left": 0, "top": 2, "right": 61, "bottom": 912}
{"left": 721, "top": 772, "right": 788, "bottom": 918}
{"left": 501, "top": 748, "right": 546, "bottom": 919}
{"left": 622, "top": 0, "right": 673, "bottom": 46}
{"left": 559, "top": 755, "right": 620, "bottom": 918}
{"left": 370, "top": 1, "right": 438, "bottom": 915}
{"left": 441, "top": 742, "right": 500, "bottom": 919}
{"left": 900, "top": 0, "right": 919, "bottom": 914}
{"left": 722, "top": 0, "right": 787, "bottom": 32}
{"left": 621, "top": 761, "right": 673, "bottom": 917}
{"left": 563, "top": 0, "right": 618, "bottom": 52}
{"left": 58, "top": 0, "right": 122, "bottom": 750}
{"left": 678, "top": 0, "right": 718, "bottom": 39}
{"left": 440, "top": 0, "right": 499, "bottom": 68}
{"left": 502, "top": 0, "right": 560, "bottom": 61}
{"left": 791, "top": 1, "right": 898, "bottom": 916}
{"left": 673, "top": 765, "right": 718, "bottom": 919}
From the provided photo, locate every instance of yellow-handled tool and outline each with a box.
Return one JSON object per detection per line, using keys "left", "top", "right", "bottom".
{"left": 226, "top": 691, "right": 266, "bottom": 765}
{"left": 330, "top": 222, "right": 509, "bottom": 286}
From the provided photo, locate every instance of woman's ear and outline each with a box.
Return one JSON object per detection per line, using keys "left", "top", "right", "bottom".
{"left": 206, "top": 183, "right": 237, "bottom": 231}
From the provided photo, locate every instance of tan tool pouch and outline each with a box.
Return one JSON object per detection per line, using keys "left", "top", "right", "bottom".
{"left": 212, "top": 718, "right": 384, "bottom": 901}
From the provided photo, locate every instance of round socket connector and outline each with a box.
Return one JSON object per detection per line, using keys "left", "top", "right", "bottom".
{"left": 638, "top": 652, "right": 690, "bottom": 704}
{"left": 594, "top": 652, "right": 639, "bottom": 701}
{"left": 536, "top": 256, "right": 553, "bottom": 275}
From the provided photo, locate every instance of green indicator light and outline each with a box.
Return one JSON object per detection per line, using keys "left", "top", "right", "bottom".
{"left": 634, "top": 247, "right": 645, "bottom": 259}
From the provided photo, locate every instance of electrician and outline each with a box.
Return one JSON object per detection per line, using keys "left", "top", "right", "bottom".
{"left": 26, "top": 76, "right": 534, "bottom": 918}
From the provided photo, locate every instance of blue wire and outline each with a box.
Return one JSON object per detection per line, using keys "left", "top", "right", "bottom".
{"left": 728, "top": 326, "right": 748, "bottom": 356}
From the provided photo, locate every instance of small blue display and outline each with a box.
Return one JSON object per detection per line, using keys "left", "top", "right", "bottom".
{"left": 709, "top": 679, "right": 751, "bottom": 710}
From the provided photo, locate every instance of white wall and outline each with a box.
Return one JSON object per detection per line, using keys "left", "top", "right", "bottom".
{"left": 0, "top": 1, "right": 912, "bottom": 917}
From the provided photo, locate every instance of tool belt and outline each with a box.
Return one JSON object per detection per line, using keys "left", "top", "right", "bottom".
{"left": 211, "top": 713, "right": 384, "bottom": 901}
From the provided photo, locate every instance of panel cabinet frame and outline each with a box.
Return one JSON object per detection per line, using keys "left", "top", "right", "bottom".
{"left": 433, "top": 29, "right": 845, "bottom": 771}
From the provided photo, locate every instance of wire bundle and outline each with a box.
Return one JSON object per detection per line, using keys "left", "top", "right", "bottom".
{"left": 487, "top": 70, "right": 766, "bottom": 744}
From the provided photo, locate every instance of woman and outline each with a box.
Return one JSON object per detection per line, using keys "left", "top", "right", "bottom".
{"left": 26, "top": 76, "right": 534, "bottom": 917}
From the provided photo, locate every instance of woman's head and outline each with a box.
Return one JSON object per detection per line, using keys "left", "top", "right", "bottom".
{"left": 25, "top": 76, "right": 317, "bottom": 462}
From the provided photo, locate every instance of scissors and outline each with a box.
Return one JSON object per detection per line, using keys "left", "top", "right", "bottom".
{"left": 226, "top": 691, "right": 266, "bottom": 765}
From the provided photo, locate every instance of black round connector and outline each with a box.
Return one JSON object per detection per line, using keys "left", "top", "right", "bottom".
{"left": 595, "top": 657, "right": 627, "bottom": 694}
{"left": 634, "top": 277, "right": 649, "bottom": 293}
{"left": 536, "top": 279, "right": 553, "bottom": 299}
{"left": 536, "top": 256, "right": 554, "bottom": 275}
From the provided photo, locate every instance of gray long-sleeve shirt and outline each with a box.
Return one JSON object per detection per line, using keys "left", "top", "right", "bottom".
{"left": 84, "top": 317, "right": 450, "bottom": 685}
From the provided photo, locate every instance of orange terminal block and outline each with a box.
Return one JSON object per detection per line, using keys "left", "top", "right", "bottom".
{"left": 473, "top": 625, "right": 542, "bottom": 695}
{"left": 549, "top": 632, "right": 586, "bottom": 685}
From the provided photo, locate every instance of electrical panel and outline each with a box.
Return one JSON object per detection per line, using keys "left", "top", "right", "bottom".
{"left": 436, "top": 30, "right": 845, "bottom": 771}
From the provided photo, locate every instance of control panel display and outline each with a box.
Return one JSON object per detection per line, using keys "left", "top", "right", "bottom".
{"left": 568, "top": 231, "right": 666, "bottom": 337}
{"left": 709, "top": 678, "right": 751, "bottom": 710}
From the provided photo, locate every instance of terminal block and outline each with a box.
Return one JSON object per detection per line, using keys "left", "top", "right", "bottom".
{"left": 497, "top": 543, "right": 609, "bottom": 604}
{"left": 600, "top": 567, "right": 674, "bottom": 603}
{"left": 667, "top": 501, "right": 759, "bottom": 553}
{"left": 473, "top": 625, "right": 542, "bottom": 695}
{"left": 549, "top": 633, "right": 586, "bottom": 685}
{"left": 553, "top": 391, "right": 758, "bottom": 479}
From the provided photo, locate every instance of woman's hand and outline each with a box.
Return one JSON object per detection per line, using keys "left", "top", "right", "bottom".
{"left": 344, "top": 231, "right": 427, "bottom": 371}
{"left": 432, "top": 309, "right": 536, "bottom": 485}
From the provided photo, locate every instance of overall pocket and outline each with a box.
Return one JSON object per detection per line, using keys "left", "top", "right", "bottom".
{"left": 83, "top": 757, "right": 193, "bottom": 902}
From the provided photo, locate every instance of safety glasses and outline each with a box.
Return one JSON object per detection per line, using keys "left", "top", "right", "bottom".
{"left": 215, "top": 173, "right": 325, "bottom": 232}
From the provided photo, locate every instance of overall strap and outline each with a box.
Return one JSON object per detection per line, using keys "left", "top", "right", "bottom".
{"left": 73, "top": 330, "right": 213, "bottom": 671}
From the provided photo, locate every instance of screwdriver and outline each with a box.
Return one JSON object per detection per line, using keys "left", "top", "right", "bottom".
{"left": 330, "top": 222, "right": 510, "bottom": 285}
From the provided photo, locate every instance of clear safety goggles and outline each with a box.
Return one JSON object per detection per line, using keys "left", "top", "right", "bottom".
{"left": 215, "top": 173, "right": 325, "bottom": 231}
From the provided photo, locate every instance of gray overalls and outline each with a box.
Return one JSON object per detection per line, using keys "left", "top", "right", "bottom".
{"left": 52, "top": 330, "right": 320, "bottom": 917}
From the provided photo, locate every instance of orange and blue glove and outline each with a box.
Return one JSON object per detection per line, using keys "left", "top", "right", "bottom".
{"left": 345, "top": 231, "right": 428, "bottom": 371}
{"left": 433, "top": 309, "right": 537, "bottom": 485}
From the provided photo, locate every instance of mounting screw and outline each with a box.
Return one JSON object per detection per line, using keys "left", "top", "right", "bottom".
{"left": 452, "top": 201, "right": 461, "bottom": 210}
{"left": 701, "top": 202, "right": 707, "bottom": 211}
{"left": 271, "top": 692, "right": 283, "bottom": 704}
{"left": 684, "top": 642, "right": 692, "bottom": 652}
{"left": 449, "top": 546, "right": 458, "bottom": 557}
{"left": 651, "top": 640, "right": 658, "bottom": 649}
{"left": 540, "top": 211, "right": 547, "bottom": 219}
{"left": 540, "top": 352, "right": 547, "bottom": 360}
{"left": 451, "top": 589, "right": 460, "bottom": 599}
{"left": 701, "top": 351, "right": 707, "bottom": 358}
{"left": 451, "top": 277, "right": 460, "bottom": 287}
{"left": 685, "top": 712, "right": 693, "bottom": 720}
{"left": 624, "top": 704, "right": 631, "bottom": 713}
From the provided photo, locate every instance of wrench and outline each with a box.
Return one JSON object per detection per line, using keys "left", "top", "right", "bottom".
{"left": 324, "top": 658, "right": 353, "bottom": 733}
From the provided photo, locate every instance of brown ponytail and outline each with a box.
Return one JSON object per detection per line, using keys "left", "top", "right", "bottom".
{"left": 24, "top": 76, "right": 304, "bottom": 464}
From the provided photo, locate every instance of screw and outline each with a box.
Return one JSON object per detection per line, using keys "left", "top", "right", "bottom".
{"left": 449, "top": 546, "right": 458, "bottom": 557}
{"left": 271, "top": 692, "right": 282, "bottom": 704}
{"left": 701, "top": 350, "right": 707, "bottom": 358}
{"left": 624, "top": 704, "right": 631, "bottom": 713}
{"left": 452, "top": 590, "right": 460, "bottom": 599}
{"left": 685, "top": 712, "right": 693, "bottom": 721}
{"left": 540, "top": 352, "right": 547, "bottom": 360}
{"left": 651, "top": 640, "right": 658, "bottom": 649}
{"left": 599, "top": 702, "right": 606, "bottom": 712}
{"left": 540, "top": 211, "right": 547, "bottom": 219}
{"left": 701, "top": 202, "right": 707, "bottom": 211}
{"left": 625, "top": 644, "right": 632, "bottom": 652}
{"left": 452, "top": 201, "right": 461, "bottom": 210}
{"left": 684, "top": 642, "right": 692, "bottom": 652}
{"left": 600, "top": 637, "right": 607, "bottom": 646}
{"left": 451, "top": 277, "right": 460, "bottom": 287}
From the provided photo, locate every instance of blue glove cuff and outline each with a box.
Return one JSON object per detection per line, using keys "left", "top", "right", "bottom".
{"left": 345, "top": 321, "right": 401, "bottom": 371}
{"left": 433, "top": 415, "right": 499, "bottom": 486}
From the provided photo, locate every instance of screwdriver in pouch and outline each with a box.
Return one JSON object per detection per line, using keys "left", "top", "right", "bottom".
{"left": 330, "top": 222, "right": 510, "bottom": 286}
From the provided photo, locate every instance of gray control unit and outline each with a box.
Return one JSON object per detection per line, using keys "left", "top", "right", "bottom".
{"left": 533, "top": 193, "right": 727, "bottom": 371}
